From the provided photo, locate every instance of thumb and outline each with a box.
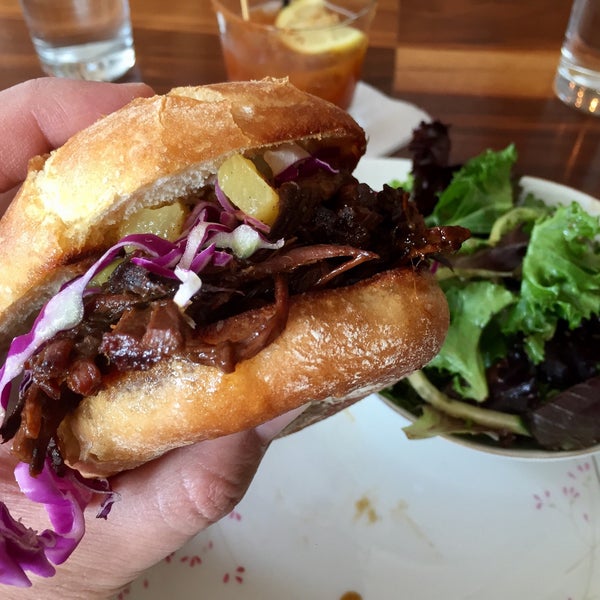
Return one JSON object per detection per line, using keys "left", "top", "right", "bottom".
{"left": 63, "top": 406, "right": 307, "bottom": 592}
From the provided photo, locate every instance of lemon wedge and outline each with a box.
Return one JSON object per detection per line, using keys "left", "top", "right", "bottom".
{"left": 275, "top": 0, "right": 366, "bottom": 55}
{"left": 217, "top": 154, "right": 280, "bottom": 227}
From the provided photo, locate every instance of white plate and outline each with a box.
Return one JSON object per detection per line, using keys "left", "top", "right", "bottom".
{"left": 126, "top": 159, "right": 600, "bottom": 600}
{"left": 348, "top": 84, "right": 431, "bottom": 157}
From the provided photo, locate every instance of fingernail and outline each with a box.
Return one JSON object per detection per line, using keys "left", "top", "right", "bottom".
{"left": 121, "top": 82, "right": 155, "bottom": 97}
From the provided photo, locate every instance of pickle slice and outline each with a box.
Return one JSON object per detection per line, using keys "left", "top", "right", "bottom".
{"left": 217, "top": 154, "right": 280, "bottom": 226}
{"left": 119, "top": 202, "right": 186, "bottom": 241}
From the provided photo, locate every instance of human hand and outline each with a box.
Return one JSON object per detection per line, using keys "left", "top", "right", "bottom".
{"left": 0, "top": 78, "right": 151, "bottom": 212}
{"left": 0, "top": 413, "right": 297, "bottom": 599}
{"left": 0, "top": 78, "right": 303, "bottom": 599}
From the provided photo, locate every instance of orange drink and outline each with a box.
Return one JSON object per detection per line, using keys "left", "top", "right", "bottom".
{"left": 212, "top": 0, "right": 376, "bottom": 109}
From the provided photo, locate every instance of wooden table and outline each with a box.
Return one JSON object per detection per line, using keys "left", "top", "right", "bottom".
{"left": 0, "top": 0, "right": 598, "bottom": 197}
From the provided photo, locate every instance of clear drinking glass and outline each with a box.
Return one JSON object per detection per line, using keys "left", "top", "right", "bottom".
{"left": 554, "top": 0, "right": 600, "bottom": 115}
{"left": 19, "top": 0, "right": 136, "bottom": 81}
{"left": 212, "top": 0, "right": 377, "bottom": 109}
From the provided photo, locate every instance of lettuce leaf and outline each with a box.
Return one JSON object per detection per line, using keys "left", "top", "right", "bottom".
{"left": 502, "top": 202, "right": 600, "bottom": 362}
{"left": 401, "top": 405, "right": 497, "bottom": 440}
{"left": 427, "top": 145, "right": 517, "bottom": 234}
{"left": 428, "top": 280, "right": 515, "bottom": 401}
{"left": 487, "top": 194, "right": 551, "bottom": 244}
{"left": 528, "top": 376, "right": 600, "bottom": 450}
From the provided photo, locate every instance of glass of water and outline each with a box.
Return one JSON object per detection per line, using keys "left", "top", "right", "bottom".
{"left": 554, "top": 0, "right": 600, "bottom": 116}
{"left": 19, "top": 0, "right": 136, "bottom": 81}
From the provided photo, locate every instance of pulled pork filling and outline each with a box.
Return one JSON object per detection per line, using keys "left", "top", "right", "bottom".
{"left": 1, "top": 167, "right": 469, "bottom": 475}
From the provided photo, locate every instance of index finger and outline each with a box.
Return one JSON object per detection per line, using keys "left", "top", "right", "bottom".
{"left": 0, "top": 77, "right": 154, "bottom": 194}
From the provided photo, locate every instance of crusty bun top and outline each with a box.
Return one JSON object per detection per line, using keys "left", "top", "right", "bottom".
{"left": 0, "top": 78, "right": 366, "bottom": 344}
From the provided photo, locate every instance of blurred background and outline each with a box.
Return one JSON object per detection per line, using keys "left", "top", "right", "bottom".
{"left": 0, "top": 0, "right": 572, "bottom": 96}
{"left": 0, "top": 0, "right": 597, "bottom": 194}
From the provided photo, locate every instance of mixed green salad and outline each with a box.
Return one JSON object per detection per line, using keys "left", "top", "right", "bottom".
{"left": 382, "top": 121, "right": 600, "bottom": 452}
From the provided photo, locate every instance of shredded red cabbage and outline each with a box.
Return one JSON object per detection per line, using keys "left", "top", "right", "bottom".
{"left": 275, "top": 156, "right": 339, "bottom": 185}
{"left": 0, "top": 458, "right": 116, "bottom": 587}
{"left": 214, "top": 182, "right": 272, "bottom": 234}
{"left": 214, "top": 182, "right": 236, "bottom": 213}
{"left": 263, "top": 143, "right": 310, "bottom": 176}
{"left": 0, "top": 234, "right": 169, "bottom": 411}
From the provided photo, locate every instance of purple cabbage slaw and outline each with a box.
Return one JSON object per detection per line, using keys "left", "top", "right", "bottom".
{"left": 0, "top": 150, "right": 325, "bottom": 586}
{"left": 0, "top": 458, "right": 116, "bottom": 587}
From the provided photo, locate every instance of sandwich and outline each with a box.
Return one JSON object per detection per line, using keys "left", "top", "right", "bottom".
{"left": 0, "top": 78, "right": 469, "bottom": 483}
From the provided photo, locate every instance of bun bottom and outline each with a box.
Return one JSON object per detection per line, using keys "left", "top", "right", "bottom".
{"left": 58, "top": 268, "right": 448, "bottom": 477}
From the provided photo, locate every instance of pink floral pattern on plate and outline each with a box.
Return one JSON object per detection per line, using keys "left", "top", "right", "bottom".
{"left": 533, "top": 457, "right": 600, "bottom": 600}
{"left": 121, "top": 508, "right": 249, "bottom": 598}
